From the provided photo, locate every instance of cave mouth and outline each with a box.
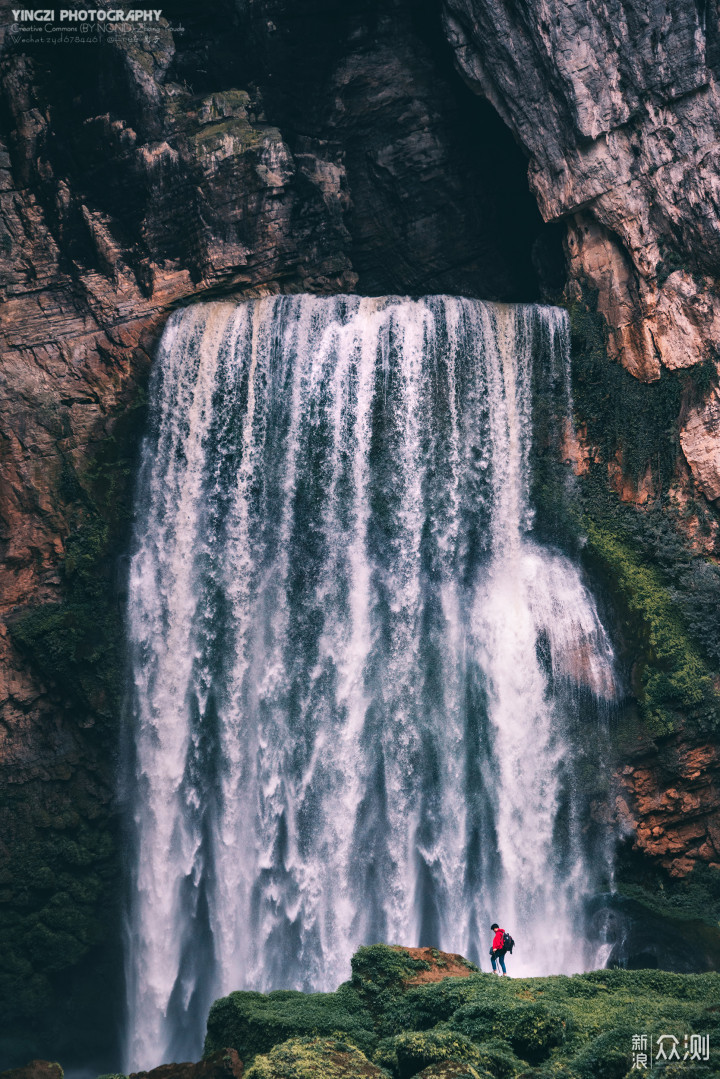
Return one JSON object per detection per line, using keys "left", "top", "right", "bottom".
{"left": 9, "top": 0, "right": 567, "bottom": 303}
{"left": 164, "top": 0, "right": 567, "bottom": 301}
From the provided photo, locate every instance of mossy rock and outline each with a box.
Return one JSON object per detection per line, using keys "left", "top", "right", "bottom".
{"left": 468, "top": 1040, "right": 522, "bottom": 1079}
{"left": 447, "top": 1000, "right": 511, "bottom": 1042}
{"left": 351, "top": 946, "right": 433, "bottom": 993}
{"left": 391, "top": 1030, "right": 486, "bottom": 1079}
{"left": 508, "top": 1002, "right": 571, "bottom": 1063}
{"left": 243, "top": 1037, "right": 386, "bottom": 1079}
{"left": 569, "top": 1026, "right": 638, "bottom": 1079}
{"left": 415, "top": 1063, "right": 492, "bottom": 1079}
{"left": 203, "top": 986, "right": 375, "bottom": 1063}
{"left": 380, "top": 979, "right": 479, "bottom": 1039}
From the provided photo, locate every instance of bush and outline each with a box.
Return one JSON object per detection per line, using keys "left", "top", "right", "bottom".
{"left": 380, "top": 980, "right": 479, "bottom": 1038}
{"left": 203, "top": 987, "right": 376, "bottom": 1063}
{"left": 508, "top": 1003, "right": 571, "bottom": 1062}
{"left": 351, "top": 947, "right": 432, "bottom": 993}
{"left": 415, "top": 1064, "right": 492, "bottom": 1079}
{"left": 465, "top": 1039, "right": 520, "bottom": 1079}
{"left": 569, "top": 1027, "right": 636, "bottom": 1079}
{"left": 244, "top": 1037, "right": 387, "bottom": 1079}
{"left": 447, "top": 1000, "right": 511, "bottom": 1042}
{"left": 391, "top": 1030, "right": 485, "bottom": 1079}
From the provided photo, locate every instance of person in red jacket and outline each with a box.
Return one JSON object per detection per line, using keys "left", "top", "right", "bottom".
{"left": 490, "top": 922, "right": 509, "bottom": 975}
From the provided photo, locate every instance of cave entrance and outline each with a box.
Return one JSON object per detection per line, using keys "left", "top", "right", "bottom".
{"left": 166, "top": 0, "right": 566, "bottom": 301}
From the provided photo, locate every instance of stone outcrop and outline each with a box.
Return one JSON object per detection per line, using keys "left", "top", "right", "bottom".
{"left": 615, "top": 737, "right": 720, "bottom": 877}
{"left": 443, "top": 0, "right": 720, "bottom": 496}
{"left": 391, "top": 947, "right": 478, "bottom": 986}
{"left": 0, "top": 1064, "right": 63, "bottom": 1079}
{"left": 129, "top": 1049, "right": 244, "bottom": 1079}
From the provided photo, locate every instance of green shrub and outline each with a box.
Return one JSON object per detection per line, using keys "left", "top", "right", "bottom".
{"left": 569, "top": 1026, "right": 636, "bottom": 1079}
{"left": 464, "top": 1039, "right": 520, "bottom": 1079}
{"left": 447, "top": 1000, "right": 511, "bottom": 1042}
{"left": 391, "top": 1030, "right": 485, "bottom": 1079}
{"left": 380, "top": 979, "right": 479, "bottom": 1038}
{"left": 351, "top": 946, "right": 432, "bottom": 993}
{"left": 243, "top": 1037, "right": 387, "bottom": 1079}
{"left": 415, "top": 1063, "right": 492, "bottom": 1079}
{"left": 203, "top": 987, "right": 376, "bottom": 1063}
{"left": 508, "top": 1003, "right": 571, "bottom": 1062}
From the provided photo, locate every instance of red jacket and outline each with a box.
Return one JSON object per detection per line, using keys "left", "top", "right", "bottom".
{"left": 492, "top": 928, "right": 505, "bottom": 951}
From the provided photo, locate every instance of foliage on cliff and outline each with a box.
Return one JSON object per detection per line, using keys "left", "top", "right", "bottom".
{"left": 581, "top": 518, "right": 718, "bottom": 736}
{"left": 203, "top": 945, "right": 720, "bottom": 1078}
{"left": 537, "top": 294, "right": 720, "bottom": 741}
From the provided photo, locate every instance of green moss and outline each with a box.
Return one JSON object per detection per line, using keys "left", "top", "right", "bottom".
{"left": 203, "top": 985, "right": 376, "bottom": 1064}
{"left": 415, "top": 1064, "right": 491, "bottom": 1079}
{"left": 351, "top": 947, "right": 433, "bottom": 992}
{"left": 615, "top": 862, "right": 720, "bottom": 932}
{"left": 244, "top": 1038, "right": 387, "bottom": 1079}
{"left": 581, "top": 517, "right": 720, "bottom": 735}
{"left": 206, "top": 955, "right": 720, "bottom": 1079}
{"left": 390, "top": 1030, "right": 487, "bottom": 1079}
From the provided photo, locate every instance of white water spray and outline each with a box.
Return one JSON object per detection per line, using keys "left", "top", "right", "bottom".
{"left": 125, "top": 295, "right": 616, "bottom": 1070}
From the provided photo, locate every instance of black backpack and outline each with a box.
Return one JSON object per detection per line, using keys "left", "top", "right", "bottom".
{"left": 502, "top": 931, "right": 515, "bottom": 953}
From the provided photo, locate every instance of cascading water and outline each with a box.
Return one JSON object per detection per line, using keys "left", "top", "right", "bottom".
{"left": 125, "top": 295, "right": 617, "bottom": 1070}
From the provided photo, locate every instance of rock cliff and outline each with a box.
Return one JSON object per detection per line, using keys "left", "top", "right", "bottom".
{"left": 443, "top": 0, "right": 720, "bottom": 495}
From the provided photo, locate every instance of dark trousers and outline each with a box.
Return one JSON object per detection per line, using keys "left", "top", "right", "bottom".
{"left": 491, "top": 949, "right": 507, "bottom": 974}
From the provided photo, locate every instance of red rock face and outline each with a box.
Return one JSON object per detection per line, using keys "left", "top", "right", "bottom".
{"left": 443, "top": 0, "right": 720, "bottom": 497}
{"left": 615, "top": 740, "right": 720, "bottom": 877}
{"left": 392, "top": 947, "right": 479, "bottom": 986}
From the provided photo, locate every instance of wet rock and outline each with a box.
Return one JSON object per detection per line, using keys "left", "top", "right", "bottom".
{"left": 587, "top": 893, "right": 720, "bottom": 972}
{"left": 0, "top": 1064, "right": 63, "bottom": 1079}
{"left": 129, "top": 1048, "right": 243, "bottom": 1079}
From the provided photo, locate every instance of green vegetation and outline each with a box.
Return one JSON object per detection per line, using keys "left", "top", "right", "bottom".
{"left": 204, "top": 985, "right": 377, "bottom": 1062}
{"left": 204, "top": 945, "right": 720, "bottom": 1078}
{"left": 244, "top": 1038, "right": 387, "bottom": 1079}
{"left": 568, "top": 295, "right": 684, "bottom": 487}
{"left": 582, "top": 517, "right": 718, "bottom": 735}
{"left": 531, "top": 291, "right": 720, "bottom": 740}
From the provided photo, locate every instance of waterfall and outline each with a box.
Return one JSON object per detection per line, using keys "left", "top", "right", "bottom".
{"left": 125, "top": 295, "right": 616, "bottom": 1070}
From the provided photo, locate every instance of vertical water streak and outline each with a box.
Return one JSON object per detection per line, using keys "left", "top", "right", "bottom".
{"left": 126, "top": 295, "right": 616, "bottom": 1070}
